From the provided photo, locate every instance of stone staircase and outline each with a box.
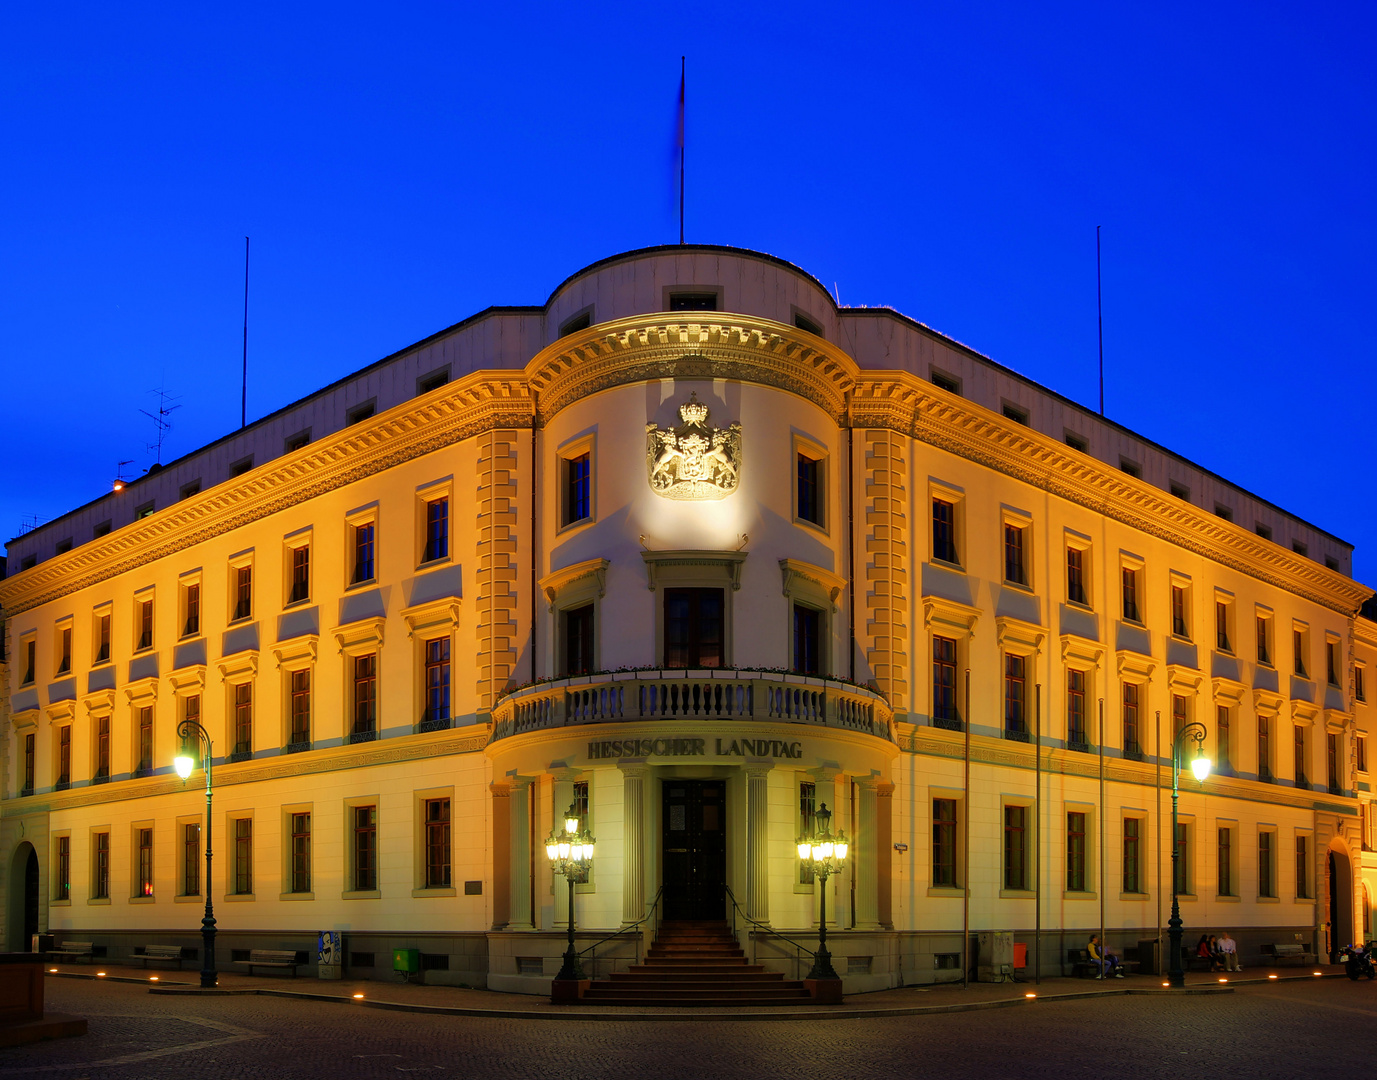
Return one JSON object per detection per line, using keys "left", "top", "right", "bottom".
{"left": 580, "top": 920, "right": 812, "bottom": 1006}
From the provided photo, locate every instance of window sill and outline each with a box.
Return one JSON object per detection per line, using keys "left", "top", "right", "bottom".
{"left": 343, "top": 890, "right": 381, "bottom": 900}
{"left": 177, "top": 633, "right": 204, "bottom": 644}
{"left": 91, "top": 659, "right": 113, "bottom": 670}
{"left": 1293, "top": 896, "right": 1316, "bottom": 904}
{"left": 174, "top": 894, "right": 202, "bottom": 904}
{"left": 1065, "top": 599, "right": 1093, "bottom": 614}
{"left": 50, "top": 899, "right": 71, "bottom": 907}
{"left": 345, "top": 578, "right": 378, "bottom": 592}
{"left": 1001, "top": 579, "right": 1034, "bottom": 594}
{"left": 792, "top": 515, "right": 829, "bottom": 537}
{"left": 280, "top": 891, "right": 315, "bottom": 902}
{"left": 998, "top": 889, "right": 1035, "bottom": 899}
{"left": 227, "top": 617, "right": 254, "bottom": 630}
{"left": 412, "top": 887, "right": 457, "bottom": 898}
{"left": 131, "top": 647, "right": 156, "bottom": 658}
{"left": 1119, "top": 617, "right": 1145, "bottom": 630}
{"left": 1119, "top": 891, "right": 1149, "bottom": 901}
{"left": 129, "top": 895, "right": 155, "bottom": 904}
{"left": 555, "top": 516, "right": 595, "bottom": 538}
{"left": 223, "top": 893, "right": 256, "bottom": 902}
{"left": 1174, "top": 892, "right": 1198, "bottom": 903}
{"left": 283, "top": 598, "right": 312, "bottom": 612}
{"left": 1215, "top": 894, "right": 1241, "bottom": 903}
{"left": 927, "top": 886, "right": 964, "bottom": 898}
{"left": 1062, "top": 890, "right": 1097, "bottom": 900}
{"left": 87, "top": 897, "right": 111, "bottom": 906}
{"left": 929, "top": 557, "right": 965, "bottom": 574}
{"left": 793, "top": 883, "right": 816, "bottom": 895}
{"left": 1257, "top": 895, "right": 1280, "bottom": 904}
{"left": 416, "top": 555, "right": 453, "bottom": 572}
{"left": 1169, "top": 633, "right": 1193, "bottom": 645}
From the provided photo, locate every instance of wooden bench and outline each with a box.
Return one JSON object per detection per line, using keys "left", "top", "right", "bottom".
{"left": 234, "top": 949, "right": 303, "bottom": 977}
{"left": 134, "top": 945, "right": 186, "bottom": 969}
{"left": 1267, "top": 943, "right": 1316, "bottom": 967}
{"left": 48, "top": 941, "right": 94, "bottom": 963}
{"left": 1068, "top": 948, "right": 1138, "bottom": 978}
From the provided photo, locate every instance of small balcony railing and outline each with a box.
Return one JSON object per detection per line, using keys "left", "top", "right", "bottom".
{"left": 490, "top": 669, "right": 892, "bottom": 744}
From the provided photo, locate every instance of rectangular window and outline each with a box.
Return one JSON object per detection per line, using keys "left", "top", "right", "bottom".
{"left": 932, "top": 498, "right": 957, "bottom": 564}
{"left": 22, "top": 640, "right": 36, "bottom": 685}
{"left": 1067, "top": 669, "right": 1087, "bottom": 748}
{"left": 1258, "top": 832, "right": 1275, "bottom": 898}
{"left": 796, "top": 453, "right": 821, "bottom": 526}
{"left": 57, "top": 626, "right": 71, "bottom": 674}
{"left": 1258, "top": 715, "right": 1272, "bottom": 782}
{"left": 1004, "top": 805, "right": 1028, "bottom": 890}
{"left": 932, "top": 636, "right": 960, "bottom": 729}
{"left": 233, "top": 818, "right": 252, "bottom": 894}
{"left": 424, "top": 638, "right": 451, "bottom": 727}
{"left": 1357, "top": 666, "right": 1367, "bottom": 702}
{"left": 425, "top": 798, "right": 451, "bottom": 888}
{"left": 561, "top": 605, "right": 595, "bottom": 677}
{"left": 352, "top": 522, "right": 375, "bottom": 585}
{"left": 1216, "top": 705, "right": 1231, "bottom": 770}
{"left": 792, "top": 604, "right": 822, "bottom": 675}
{"left": 1295, "top": 835, "right": 1310, "bottom": 899}
{"left": 57, "top": 726, "right": 71, "bottom": 787}
{"left": 93, "top": 832, "right": 110, "bottom": 899}
{"left": 1004, "top": 654, "right": 1027, "bottom": 739}
{"left": 290, "top": 812, "right": 311, "bottom": 893}
{"left": 1123, "top": 818, "right": 1142, "bottom": 894}
{"left": 137, "top": 598, "right": 154, "bottom": 650}
{"left": 1067, "top": 545, "right": 1087, "bottom": 605}
{"left": 233, "top": 564, "right": 253, "bottom": 622}
{"left": 23, "top": 733, "right": 35, "bottom": 793}
{"left": 183, "top": 584, "right": 200, "bottom": 637}
{"left": 565, "top": 452, "right": 592, "bottom": 526}
{"left": 663, "top": 587, "right": 724, "bottom": 668}
{"left": 352, "top": 654, "right": 377, "bottom": 740}
{"left": 233, "top": 683, "right": 252, "bottom": 757}
{"left": 1172, "top": 694, "right": 1188, "bottom": 738}
{"left": 1004, "top": 524, "right": 1027, "bottom": 585}
{"left": 423, "top": 498, "right": 449, "bottom": 562}
{"left": 933, "top": 798, "right": 958, "bottom": 888}
{"left": 1173, "top": 823, "right": 1189, "bottom": 895}
{"left": 137, "top": 827, "right": 153, "bottom": 897}
{"left": 799, "top": 782, "right": 817, "bottom": 884}
{"left": 136, "top": 706, "right": 153, "bottom": 774}
{"left": 95, "top": 614, "right": 111, "bottom": 664}
{"left": 1294, "top": 726, "right": 1307, "bottom": 787}
{"left": 183, "top": 823, "right": 200, "bottom": 896}
{"left": 1257, "top": 615, "right": 1271, "bottom": 665}
{"left": 1123, "top": 683, "right": 1142, "bottom": 758}
{"left": 94, "top": 715, "right": 110, "bottom": 781}
{"left": 570, "top": 780, "right": 590, "bottom": 884}
{"left": 1218, "top": 827, "right": 1234, "bottom": 896}
{"left": 1171, "top": 584, "right": 1188, "bottom": 638}
{"left": 1294, "top": 628, "right": 1307, "bottom": 677}
{"left": 288, "top": 544, "right": 310, "bottom": 605}
{"left": 1122, "top": 567, "right": 1140, "bottom": 622}
{"left": 1066, "top": 811, "right": 1087, "bottom": 892}
{"left": 289, "top": 669, "right": 311, "bottom": 747}
{"left": 56, "top": 835, "right": 71, "bottom": 900}
{"left": 669, "top": 291, "right": 717, "bottom": 311}
{"left": 1327, "top": 732, "right": 1340, "bottom": 792}
{"left": 353, "top": 806, "right": 377, "bottom": 892}
{"left": 1216, "top": 602, "right": 1230, "bottom": 651}
{"left": 1327, "top": 641, "right": 1340, "bottom": 687}
{"left": 1357, "top": 735, "right": 1367, "bottom": 773}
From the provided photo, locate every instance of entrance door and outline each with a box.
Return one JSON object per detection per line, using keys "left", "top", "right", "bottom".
{"left": 662, "top": 781, "right": 726, "bottom": 920}
{"left": 23, "top": 848, "right": 39, "bottom": 946}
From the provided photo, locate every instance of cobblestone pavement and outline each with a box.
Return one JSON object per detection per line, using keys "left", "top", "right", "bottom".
{"left": 4, "top": 975, "right": 1374, "bottom": 1079}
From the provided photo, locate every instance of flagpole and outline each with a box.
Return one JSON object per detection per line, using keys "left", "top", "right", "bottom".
{"left": 241, "top": 236, "right": 250, "bottom": 429}
{"left": 679, "top": 56, "right": 685, "bottom": 245}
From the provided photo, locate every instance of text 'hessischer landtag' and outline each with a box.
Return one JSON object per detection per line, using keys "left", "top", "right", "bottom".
{"left": 586, "top": 737, "right": 804, "bottom": 760}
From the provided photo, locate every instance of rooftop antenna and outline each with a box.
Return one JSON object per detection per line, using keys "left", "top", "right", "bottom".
{"left": 1096, "top": 225, "right": 1105, "bottom": 416}
{"left": 140, "top": 389, "right": 182, "bottom": 464}
{"left": 678, "top": 58, "right": 685, "bottom": 245}
{"left": 241, "top": 236, "right": 250, "bottom": 428}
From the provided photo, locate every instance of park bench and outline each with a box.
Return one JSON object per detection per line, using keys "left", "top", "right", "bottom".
{"left": 1266, "top": 943, "right": 1316, "bottom": 967}
{"left": 134, "top": 945, "right": 186, "bottom": 969}
{"left": 48, "top": 941, "right": 95, "bottom": 963}
{"left": 1068, "top": 948, "right": 1138, "bottom": 978}
{"left": 234, "top": 949, "right": 303, "bottom": 977}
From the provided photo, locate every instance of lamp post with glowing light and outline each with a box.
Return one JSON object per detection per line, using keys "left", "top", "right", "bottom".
{"left": 1168, "top": 721, "right": 1211, "bottom": 988}
{"left": 545, "top": 805, "right": 594, "bottom": 997}
{"left": 797, "top": 803, "right": 849, "bottom": 993}
{"left": 173, "top": 719, "right": 216, "bottom": 988}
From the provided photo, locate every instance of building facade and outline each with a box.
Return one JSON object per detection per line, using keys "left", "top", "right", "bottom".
{"left": 1, "top": 245, "right": 1373, "bottom": 991}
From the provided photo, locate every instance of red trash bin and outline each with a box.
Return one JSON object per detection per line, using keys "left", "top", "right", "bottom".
{"left": 1013, "top": 942, "right": 1028, "bottom": 969}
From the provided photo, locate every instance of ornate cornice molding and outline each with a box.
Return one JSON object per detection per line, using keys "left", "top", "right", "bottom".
{"left": 526, "top": 315, "right": 856, "bottom": 424}
{"left": 852, "top": 372, "right": 1372, "bottom": 616}
{"left": 0, "top": 373, "right": 535, "bottom": 616}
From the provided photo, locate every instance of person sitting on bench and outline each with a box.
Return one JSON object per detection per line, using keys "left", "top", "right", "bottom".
{"left": 1088, "top": 935, "right": 1123, "bottom": 978}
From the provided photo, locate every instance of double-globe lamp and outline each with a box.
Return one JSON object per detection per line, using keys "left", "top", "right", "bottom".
{"left": 796, "top": 803, "right": 849, "bottom": 983}
{"left": 545, "top": 806, "right": 595, "bottom": 985}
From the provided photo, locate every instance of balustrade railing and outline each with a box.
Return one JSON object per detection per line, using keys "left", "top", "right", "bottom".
{"left": 491, "top": 670, "right": 892, "bottom": 744}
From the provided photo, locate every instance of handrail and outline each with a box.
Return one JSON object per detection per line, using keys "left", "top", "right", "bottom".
{"left": 577, "top": 885, "right": 665, "bottom": 977}
{"left": 723, "top": 884, "right": 817, "bottom": 979}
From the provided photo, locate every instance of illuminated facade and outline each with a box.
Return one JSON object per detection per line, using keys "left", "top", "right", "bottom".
{"left": 1, "top": 245, "right": 1373, "bottom": 991}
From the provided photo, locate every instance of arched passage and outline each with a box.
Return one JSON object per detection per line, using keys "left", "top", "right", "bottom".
{"left": 6, "top": 842, "right": 40, "bottom": 952}
{"left": 1326, "top": 842, "right": 1354, "bottom": 962}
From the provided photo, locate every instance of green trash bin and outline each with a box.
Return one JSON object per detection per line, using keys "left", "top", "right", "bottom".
{"left": 393, "top": 948, "right": 420, "bottom": 974}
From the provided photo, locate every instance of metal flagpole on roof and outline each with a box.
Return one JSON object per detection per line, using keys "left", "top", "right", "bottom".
{"left": 678, "top": 58, "right": 685, "bottom": 245}
{"left": 241, "top": 237, "right": 250, "bottom": 429}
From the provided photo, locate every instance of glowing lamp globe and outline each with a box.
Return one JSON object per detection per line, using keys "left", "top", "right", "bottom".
{"left": 174, "top": 753, "right": 195, "bottom": 780}
{"left": 1191, "top": 751, "right": 1211, "bottom": 783}
{"left": 834, "top": 837, "right": 849, "bottom": 862}
{"left": 797, "top": 841, "right": 811, "bottom": 860}
{"left": 565, "top": 813, "right": 580, "bottom": 835}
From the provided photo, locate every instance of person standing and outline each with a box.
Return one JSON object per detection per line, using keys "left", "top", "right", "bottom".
{"left": 1218, "top": 931, "right": 1242, "bottom": 971}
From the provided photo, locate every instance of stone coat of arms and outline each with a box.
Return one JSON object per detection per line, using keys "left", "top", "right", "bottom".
{"left": 646, "top": 393, "right": 742, "bottom": 500}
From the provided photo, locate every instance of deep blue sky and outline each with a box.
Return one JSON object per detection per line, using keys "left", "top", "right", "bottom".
{"left": 3, "top": 3, "right": 1374, "bottom": 581}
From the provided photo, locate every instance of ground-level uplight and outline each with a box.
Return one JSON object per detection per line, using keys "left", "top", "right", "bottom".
{"left": 150, "top": 976, "right": 159, "bottom": 981}
{"left": 1024, "top": 992, "right": 1036, "bottom": 999}
{"left": 96, "top": 972, "right": 106, "bottom": 977}
{"left": 1313, "top": 970, "right": 1323, "bottom": 976}
{"left": 353, "top": 993, "right": 364, "bottom": 999}
{"left": 1268, "top": 974, "right": 1278, "bottom": 980}
{"left": 1218, "top": 978, "right": 1227, "bottom": 983}
{"left": 48, "top": 968, "right": 57, "bottom": 973}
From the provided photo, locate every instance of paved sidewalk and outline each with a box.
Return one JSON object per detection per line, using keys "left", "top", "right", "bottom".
{"left": 42, "top": 959, "right": 1347, "bottom": 1022}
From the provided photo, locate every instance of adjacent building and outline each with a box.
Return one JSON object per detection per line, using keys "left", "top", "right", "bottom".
{"left": 2, "top": 244, "right": 1372, "bottom": 990}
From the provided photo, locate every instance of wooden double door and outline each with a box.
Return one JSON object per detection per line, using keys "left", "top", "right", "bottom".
{"left": 662, "top": 780, "right": 726, "bottom": 920}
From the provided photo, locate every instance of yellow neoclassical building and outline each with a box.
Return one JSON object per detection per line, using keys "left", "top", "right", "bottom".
{"left": 2, "top": 245, "right": 1373, "bottom": 993}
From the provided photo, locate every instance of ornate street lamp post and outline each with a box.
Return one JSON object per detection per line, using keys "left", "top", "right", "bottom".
{"left": 545, "top": 804, "right": 594, "bottom": 1001}
{"left": 1168, "top": 721, "right": 1211, "bottom": 988}
{"left": 797, "top": 803, "right": 849, "bottom": 1000}
{"left": 173, "top": 720, "right": 216, "bottom": 989}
